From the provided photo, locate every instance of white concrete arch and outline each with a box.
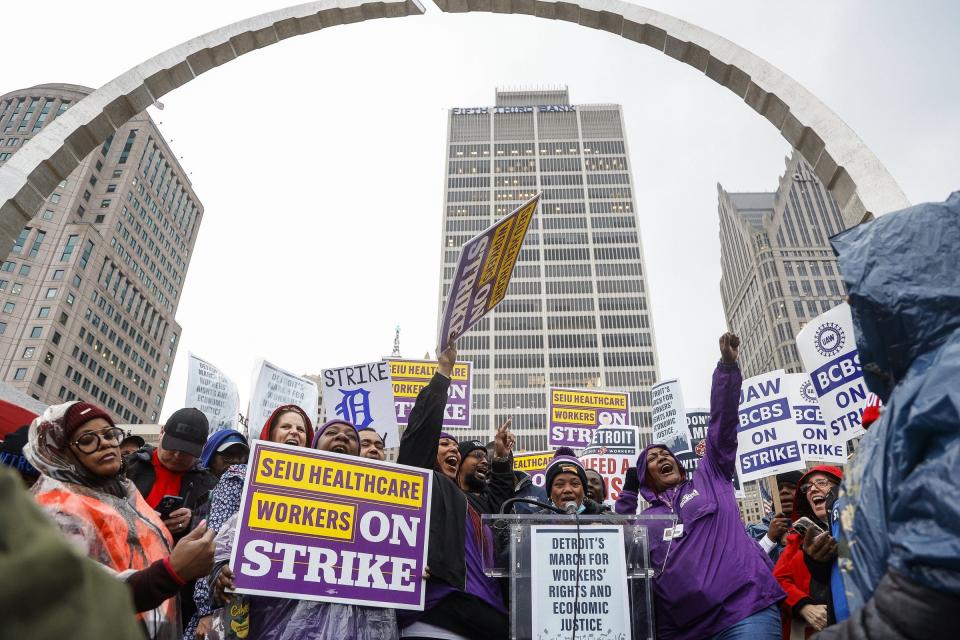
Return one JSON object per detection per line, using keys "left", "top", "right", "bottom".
{"left": 0, "top": 0, "right": 908, "bottom": 258}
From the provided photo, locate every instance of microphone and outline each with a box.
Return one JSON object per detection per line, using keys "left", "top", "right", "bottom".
{"left": 564, "top": 501, "right": 578, "bottom": 515}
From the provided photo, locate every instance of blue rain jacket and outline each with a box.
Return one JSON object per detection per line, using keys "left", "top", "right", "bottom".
{"left": 829, "top": 191, "right": 960, "bottom": 610}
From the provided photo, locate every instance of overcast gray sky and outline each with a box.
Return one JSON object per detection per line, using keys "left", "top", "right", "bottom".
{"left": 4, "top": 1, "right": 958, "bottom": 424}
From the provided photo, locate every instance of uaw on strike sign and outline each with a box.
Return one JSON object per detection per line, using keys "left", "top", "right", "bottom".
{"left": 229, "top": 441, "right": 432, "bottom": 610}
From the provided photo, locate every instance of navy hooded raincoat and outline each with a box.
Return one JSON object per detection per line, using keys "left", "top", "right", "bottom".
{"left": 815, "top": 192, "right": 960, "bottom": 639}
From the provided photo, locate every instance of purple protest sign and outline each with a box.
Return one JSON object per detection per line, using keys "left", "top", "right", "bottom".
{"left": 437, "top": 194, "right": 540, "bottom": 352}
{"left": 229, "top": 441, "right": 433, "bottom": 610}
{"left": 389, "top": 359, "right": 472, "bottom": 429}
{"left": 548, "top": 387, "right": 631, "bottom": 448}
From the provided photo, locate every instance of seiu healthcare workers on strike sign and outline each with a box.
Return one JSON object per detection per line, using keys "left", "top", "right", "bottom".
{"left": 616, "top": 333, "right": 785, "bottom": 640}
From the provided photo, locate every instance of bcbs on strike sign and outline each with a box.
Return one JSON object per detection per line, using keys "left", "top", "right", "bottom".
{"left": 736, "top": 370, "right": 805, "bottom": 483}
{"left": 796, "top": 304, "right": 868, "bottom": 442}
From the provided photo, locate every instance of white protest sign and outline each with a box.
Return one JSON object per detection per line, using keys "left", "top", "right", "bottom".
{"left": 248, "top": 359, "right": 319, "bottom": 436}
{"left": 185, "top": 353, "right": 239, "bottom": 434}
{"left": 530, "top": 525, "right": 630, "bottom": 638}
{"left": 320, "top": 360, "right": 399, "bottom": 448}
{"left": 736, "top": 370, "right": 805, "bottom": 482}
{"left": 784, "top": 373, "right": 845, "bottom": 465}
{"left": 580, "top": 424, "right": 641, "bottom": 503}
{"left": 650, "top": 379, "right": 692, "bottom": 454}
{"left": 796, "top": 303, "right": 868, "bottom": 442}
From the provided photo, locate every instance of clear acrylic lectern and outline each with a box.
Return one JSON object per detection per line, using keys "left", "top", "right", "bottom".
{"left": 482, "top": 513, "right": 677, "bottom": 640}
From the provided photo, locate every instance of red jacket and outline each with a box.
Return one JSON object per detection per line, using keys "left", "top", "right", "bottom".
{"left": 772, "top": 465, "right": 843, "bottom": 639}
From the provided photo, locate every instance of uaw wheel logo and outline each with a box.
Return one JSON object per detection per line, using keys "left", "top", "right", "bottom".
{"left": 800, "top": 379, "right": 818, "bottom": 403}
{"left": 814, "top": 322, "right": 845, "bottom": 357}
{"left": 695, "top": 440, "right": 706, "bottom": 458}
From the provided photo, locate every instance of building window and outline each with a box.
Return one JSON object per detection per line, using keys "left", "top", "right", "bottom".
{"left": 11, "top": 283, "right": 22, "bottom": 295}
{"left": 14, "top": 368, "right": 27, "bottom": 381}
{"left": 49, "top": 193, "right": 61, "bottom": 203}
{"left": 30, "top": 326, "right": 42, "bottom": 338}
{"left": 36, "top": 372, "right": 47, "bottom": 387}
{"left": 53, "top": 269, "right": 64, "bottom": 281}
{"left": 0, "top": 321, "right": 6, "bottom": 334}
{"left": 51, "top": 331, "right": 61, "bottom": 345}
{"left": 2, "top": 302, "right": 14, "bottom": 313}
{"left": 106, "top": 184, "right": 117, "bottom": 193}
{"left": 22, "top": 347, "right": 35, "bottom": 359}
{"left": 60, "top": 234, "right": 78, "bottom": 261}
{"left": 58, "top": 312, "right": 68, "bottom": 325}
{"left": 46, "top": 287, "right": 57, "bottom": 298}
{"left": 18, "top": 264, "right": 30, "bottom": 276}
{"left": 79, "top": 240, "right": 94, "bottom": 269}
{"left": 66, "top": 293, "right": 75, "bottom": 306}
{"left": 42, "top": 209, "right": 55, "bottom": 221}
{"left": 37, "top": 306, "right": 49, "bottom": 318}
{"left": 44, "top": 352, "right": 54, "bottom": 365}
{"left": 100, "top": 199, "right": 111, "bottom": 208}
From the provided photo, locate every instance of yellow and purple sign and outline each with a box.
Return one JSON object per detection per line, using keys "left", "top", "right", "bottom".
{"left": 389, "top": 358, "right": 472, "bottom": 430}
{"left": 229, "top": 441, "right": 433, "bottom": 610}
{"left": 512, "top": 450, "right": 554, "bottom": 488}
{"left": 548, "top": 387, "right": 630, "bottom": 448}
{"left": 437, "top": 194, "right": 540, "bottom": 351}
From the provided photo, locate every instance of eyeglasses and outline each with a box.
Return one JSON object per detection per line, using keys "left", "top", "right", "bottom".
{"left": 800, "top": 478, "right": 834, "bottom": 494}
{"left": 70, "top": 427, "right": 126, "bottom": 454}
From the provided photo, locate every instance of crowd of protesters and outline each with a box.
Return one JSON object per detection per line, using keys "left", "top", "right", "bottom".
{"left": 0, "top": 194, "right": 958, "bottom": 639}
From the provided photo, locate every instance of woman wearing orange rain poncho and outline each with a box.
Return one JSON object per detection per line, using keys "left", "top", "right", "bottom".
{"left": 24, "top": 401, "right": 181, "bottom": 640}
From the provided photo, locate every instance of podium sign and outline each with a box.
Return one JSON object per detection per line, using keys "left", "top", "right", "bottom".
{"left": 483, "top": 513, "right": 674, "bottom": 640}
{"left": 530, "top": 525, "right": 631, "bottom": 638}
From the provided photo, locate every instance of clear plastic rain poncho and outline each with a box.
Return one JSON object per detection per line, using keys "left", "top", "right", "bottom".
{"left": 23, "top": 401, "right": 179, "bottom": 640}
{"left": 208, "top": 513, "right": 398, "bottom": 640}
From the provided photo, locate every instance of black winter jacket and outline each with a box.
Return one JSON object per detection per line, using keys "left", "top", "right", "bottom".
{"left": 462, "top": 454, "right": 515, "bottom": 515}
{"left": 398, "top": 373, "right": 470, "bottom": 591}
{"left": 124, "top": 445, "right": 217, "bottom": 538}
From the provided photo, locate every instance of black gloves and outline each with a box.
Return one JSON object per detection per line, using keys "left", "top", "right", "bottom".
{"left": 623, "top": 467, "right": 640, "bottom": 494}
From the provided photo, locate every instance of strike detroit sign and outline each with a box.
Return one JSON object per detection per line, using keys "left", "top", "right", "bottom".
{"left": 548, "top": 387, "right": 630, "bottom": 449}
{"left": 229, "top": 441, "right": 433, "bottom": 610}
{"left": 436, "top": 194, "right": 540, "bottom": 352}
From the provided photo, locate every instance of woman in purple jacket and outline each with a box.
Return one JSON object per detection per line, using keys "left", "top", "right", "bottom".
{"left": 616, "top": 333, "right": 784, "bottom": 639}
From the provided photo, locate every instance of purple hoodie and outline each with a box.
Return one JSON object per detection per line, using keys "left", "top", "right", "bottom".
{"left": 616, "top": 362, "right": 784, "bottom": 639}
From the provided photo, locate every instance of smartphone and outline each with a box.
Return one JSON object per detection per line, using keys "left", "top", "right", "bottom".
{"left": 156, "top": 494, "right": 185, "bottom": 519}
{"left": 793, "top": 516, "right": 825, "bottom": 537}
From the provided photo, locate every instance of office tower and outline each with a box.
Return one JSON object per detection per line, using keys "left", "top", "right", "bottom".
{"left": 718, "top": 150, "right": 849, "bottom": 380}
{"left": 438, "top": 88, "right": 660, "bottom": 451}
{"left": 0, "top": 84, "right": 202, "bottom": 424}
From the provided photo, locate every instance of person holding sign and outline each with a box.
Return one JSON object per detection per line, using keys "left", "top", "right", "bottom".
{"left": 210, "top": 418, "right": 401, "bottom": 640}
{"left": 397, "top": 343, "right": 509, "bottom": 640}
{"left": 188, "top": 405, "right": 315, "bottom": 640}
{"left": 615, "top": 333, "right": 785, "bottom": 639}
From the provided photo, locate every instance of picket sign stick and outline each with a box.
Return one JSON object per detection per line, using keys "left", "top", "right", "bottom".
{"left": 768, "top": 475, "right": 783, "bottom": 515}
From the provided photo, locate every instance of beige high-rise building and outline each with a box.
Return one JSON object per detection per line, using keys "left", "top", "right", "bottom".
{"left": 0, "top": 84, "right": 202, "bottom": 424}
{"left": 718, "top": 150, "right": 849, "bottom": 523}
{"left": 718, "top": 151, "right": 849, "bottom": 380}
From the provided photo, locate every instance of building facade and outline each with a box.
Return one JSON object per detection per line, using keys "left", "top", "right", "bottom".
{"left": 437, "top": 88, "right": 660, "bottom": 451}
{"left": 718, "top": 151, "right": 849, "bottom": 380}
{"left": 718, "top": 150, "right": 850, "bottom": 523}
{"left": 0, "top": 84, "right": 202, "bottom": 424}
